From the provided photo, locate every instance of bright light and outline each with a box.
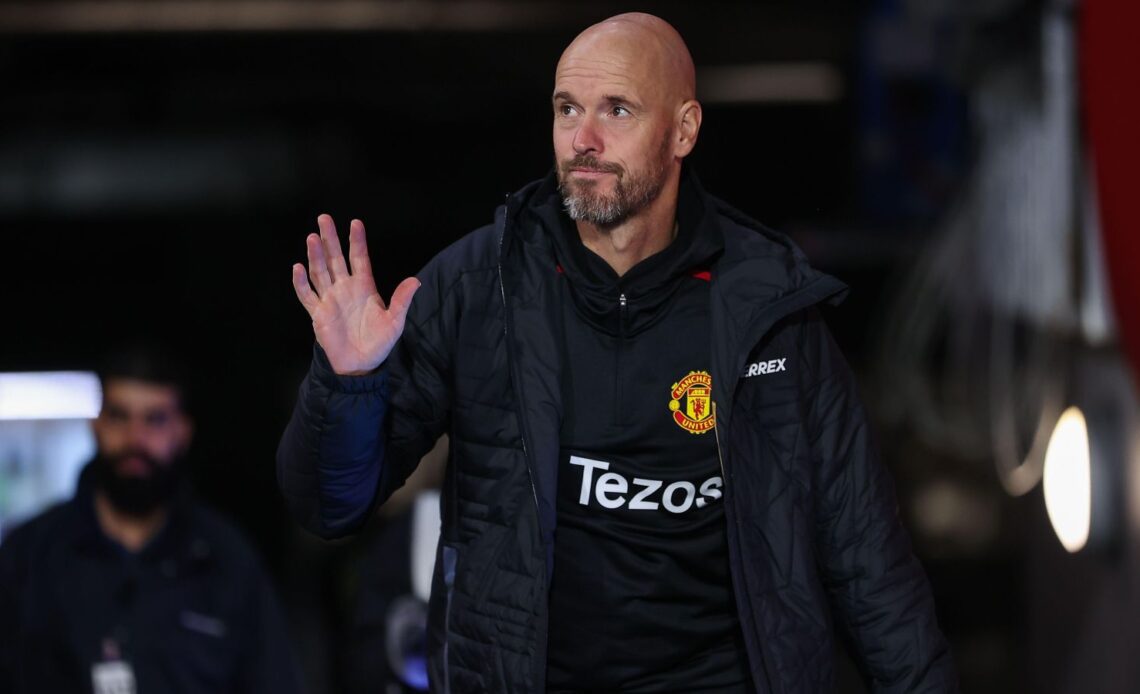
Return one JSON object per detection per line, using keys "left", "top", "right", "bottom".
{"left": 0, "top": 372, "right": 101, "bottom": 420}
{"left": 1043, "top": 406, "right": 1092, "bottom": 553}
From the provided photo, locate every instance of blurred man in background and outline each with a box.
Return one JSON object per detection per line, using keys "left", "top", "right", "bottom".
{"left": 0, "top": 346, "right": 301, "bottom": 694}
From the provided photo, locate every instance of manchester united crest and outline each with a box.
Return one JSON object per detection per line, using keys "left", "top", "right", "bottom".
{"left": 668, "top": 370, "right": 715, "bottom": 434}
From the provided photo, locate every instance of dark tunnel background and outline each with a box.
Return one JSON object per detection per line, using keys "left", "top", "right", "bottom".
{"left": 5, "top": 1, "right": 1133, "bottom": 692}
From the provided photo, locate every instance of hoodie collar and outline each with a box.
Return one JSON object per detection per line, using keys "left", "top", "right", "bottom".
{"left": 524, "top": 166, "right": 724, "bottom": 335}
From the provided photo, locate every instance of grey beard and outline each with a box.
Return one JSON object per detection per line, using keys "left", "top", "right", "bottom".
{"left": 562, "top": 188, "right": 626, "bottom": 226}
{"left": 559, "top": 175, "right": 664, "bottom": 227}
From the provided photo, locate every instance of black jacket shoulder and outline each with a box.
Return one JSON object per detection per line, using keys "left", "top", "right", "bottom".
{"left": 0, "top": 499, "right": 72, "bottom": 572}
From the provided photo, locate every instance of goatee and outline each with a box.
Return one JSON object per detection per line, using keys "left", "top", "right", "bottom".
{"left": 92, "top": 449, "right": 185, "bottom": 517}
{"left": 557, "top": 140, "right": 671, "bottom": 227}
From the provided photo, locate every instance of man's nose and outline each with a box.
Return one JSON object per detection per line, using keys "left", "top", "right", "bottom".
{"left": 125, "top": 418, "right": 150, "bottom": 447}
{"left": 572, "top": 116, "right": 603, "bottom": 155}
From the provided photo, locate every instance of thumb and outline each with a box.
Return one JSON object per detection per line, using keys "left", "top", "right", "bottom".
{"left": 388, "top": 276, "right": 422, "bottom": 328}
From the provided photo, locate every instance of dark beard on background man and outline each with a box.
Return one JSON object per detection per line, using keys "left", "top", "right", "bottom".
{"left": 92, "top": 449, "right": 185, "bottom": 517}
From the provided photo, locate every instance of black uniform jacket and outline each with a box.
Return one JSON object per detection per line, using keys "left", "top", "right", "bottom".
{"left": 277, "top": 171, "right": 958, "bottom": 693}
{"left": 0, "top": 465, "right": 301, "bottom": 694}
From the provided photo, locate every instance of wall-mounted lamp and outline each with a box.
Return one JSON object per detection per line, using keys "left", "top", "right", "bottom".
{"left": 1041, "top": 351, "right": 1130, "bottom": 555}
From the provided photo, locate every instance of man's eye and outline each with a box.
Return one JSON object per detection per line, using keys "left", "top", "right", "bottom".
{"left": 611, "top": 106, "right": 630, "bottom": 117}
{"left": 559, "top": 104, "right": 577, "bottom": 116}
{"left": 145, "top": 412, "right": 171, "bottom": 427}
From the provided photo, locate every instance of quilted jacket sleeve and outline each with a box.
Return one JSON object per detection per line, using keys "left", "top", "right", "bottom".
{"left": 803, "top": 312, "right": 958, "bottom": 692}
{"left": 276, "top": 265, "right": 454, "bottom": 540}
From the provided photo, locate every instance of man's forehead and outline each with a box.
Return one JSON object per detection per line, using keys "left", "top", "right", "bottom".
{"left": 554, "top": 15, "right": 691, "bottom": 103}
{"left": 555, "top": 55, "right": 649, "bottom": 99}
{"left": 555, "top": 44, "right": 664, "bottom": 101}
{"left": 102, "top": 378, "right": 182, "bottom": 411}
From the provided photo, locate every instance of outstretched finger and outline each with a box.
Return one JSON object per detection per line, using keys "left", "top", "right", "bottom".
{"left": 347, "top": 219, "right": 373, "bottom": 278}
{"left": 291, "top": 263, "right": 320, "bottom": 316}
{"left": 318, "top": 214, "right": 350, "bottom": 281}
{"left": 387, "top": 276, "right": 422, "bottom": 329}
{"left": 306, "top": 233, "right": 332, "bottom": 293}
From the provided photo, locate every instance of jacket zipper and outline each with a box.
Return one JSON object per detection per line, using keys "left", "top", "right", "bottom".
{"left": 496, "top": 209, "right": 546, "bottom": 690}
{"left": 616, "top": 292, "right": 627, "bottom": 424}
{"left": 439, "top": 201, "right": 547, "bottom": 692}
{"left": 500, "top": 277, "right": 541, "bottom": 517}
{"left": 714, "top": 396, "right": 779, "bottom": 694}
{"left": 497, "top": 208, "right": 542, "bottom": 532}
{"left": 712, "top": 401, "right": 726, "bottom": 480}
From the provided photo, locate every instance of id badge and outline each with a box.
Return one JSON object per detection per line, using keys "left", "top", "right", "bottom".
{"left": 91, "top": 660, "right": 137, "bottom": 694}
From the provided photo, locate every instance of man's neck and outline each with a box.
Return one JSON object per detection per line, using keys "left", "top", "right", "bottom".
{"left": 93, "top": 489, "right": 168, "bottom": 553}
{"left": 576, "top": 175, "right": 681, "bottom": 277}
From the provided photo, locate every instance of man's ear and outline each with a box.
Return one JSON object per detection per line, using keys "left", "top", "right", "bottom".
{"left": 674, "top": 100, "right": 703, "bottom": 158}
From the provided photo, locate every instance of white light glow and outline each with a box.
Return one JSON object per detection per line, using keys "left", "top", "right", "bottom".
{"left": 1043, "top": 406, "right": 1092, "bottom": 553}
{"left": 0, "top": 372, "right": 101, "bottom": 420}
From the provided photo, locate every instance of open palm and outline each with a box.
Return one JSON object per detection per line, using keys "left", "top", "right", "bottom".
{"left": 291, "top": 214, "right": 420, "bottom": 375}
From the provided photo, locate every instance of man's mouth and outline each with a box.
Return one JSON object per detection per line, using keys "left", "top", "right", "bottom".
{"left": 570, "top": 168, "right": 613, "bottom": 177}
{"left": 115, "top": 454, "right": 155, "bottom": 478}
{"left": 564, "top": 157, "right": 621, "bottom": 178}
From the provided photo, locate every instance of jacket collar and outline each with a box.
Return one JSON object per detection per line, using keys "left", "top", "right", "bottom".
{"left": 499, "top": 168, "right": 846, "bottom": 349}
{"left": 66, "top": 461, "right": 214, "bottom": 573}
{"left": 703, "top": 196, "right": 848, "bottom": 430}
{"left": 521, "top": 166, "right": 725, "bottom": 336}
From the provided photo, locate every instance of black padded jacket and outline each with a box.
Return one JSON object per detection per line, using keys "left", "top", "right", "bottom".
{"left": 277, "top": 173, "right": 958, "bottom": 693}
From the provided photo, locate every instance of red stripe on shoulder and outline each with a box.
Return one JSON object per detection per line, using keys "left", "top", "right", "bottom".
{"left": 690, "top": 269, "right": 711, "bottom": 281}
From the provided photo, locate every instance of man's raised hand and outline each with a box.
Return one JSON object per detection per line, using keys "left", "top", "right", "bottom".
{"left": 291, "top": 215, "right": 420, "bottom": 375}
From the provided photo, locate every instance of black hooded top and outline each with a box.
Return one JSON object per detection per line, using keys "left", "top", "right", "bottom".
{"left": 528, "top": 171, "right": 752, "bottom": 692}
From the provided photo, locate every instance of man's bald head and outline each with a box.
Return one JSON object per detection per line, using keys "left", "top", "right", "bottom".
{"left": 552, "top": 13, "right": 702, "bottom": 228}
{"left": 557, "top": 13, "right": 696, "bottom": 106}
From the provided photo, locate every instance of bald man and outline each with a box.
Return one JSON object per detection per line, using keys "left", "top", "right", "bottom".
{"left": 279, "top": 13, "right": 957, "bottom": 693}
